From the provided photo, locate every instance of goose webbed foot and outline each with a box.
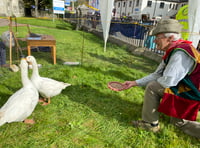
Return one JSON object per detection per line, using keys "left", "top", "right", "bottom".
{"left": 23, "top": 119, "right": 35, "bottom": 124}
{"left": 41, "top": 97, "right": 51, "bottom": 106}
{"left": 39, "top": 97, "right": 46, "bottom": 103}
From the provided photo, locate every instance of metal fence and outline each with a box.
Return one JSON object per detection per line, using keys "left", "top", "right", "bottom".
{"left": 78, "top": 16, "right": 165, "bottom": 55}
{"left": 71, "top": 14, "right": 199, "bottom": 53}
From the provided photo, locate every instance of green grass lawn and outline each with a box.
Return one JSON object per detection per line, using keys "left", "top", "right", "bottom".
{"left": 0, "top": 17, "right": 199, "bottom": 148}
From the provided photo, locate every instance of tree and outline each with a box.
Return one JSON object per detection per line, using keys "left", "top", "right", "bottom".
{"left": 23, "top": 0, "right": 52, "bottom": 16}
{"left": 35, "top": 0, "right": 38, "bottom": 17}
{"left": 23, "top": 0, "right": 52, "bottom": 9}
{"left": 76, "top": 0, "right": 89, "bottom": 6}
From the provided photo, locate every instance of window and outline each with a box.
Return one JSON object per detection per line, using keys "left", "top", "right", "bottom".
{"left": 136, "top": 0, "right": 139, "bottom": 6}
{"left": 159, "top": 2, "right": 164, "bottom": 9}
{"left": 118, "top": 2, "right": 120, "bottom": 8}
{"left": 123, "top": 2, "right": 126, "bottom": 7}
{"left": 129, "top": 1, "right": 132, "bottom": 7}
{"left": 169, "top": 3, "right": 172, "bottom": 9}
{"left": 132, "top": 0, "right": 135, "bottom": 7}
{"left": 172, "top": 4, "right": 175, "bottom": 9}
{"left": 175, "top": 4, "right": 178, "bottom": 10}
{"left": 147, "top": 1, "right": 152, "bottom": 7}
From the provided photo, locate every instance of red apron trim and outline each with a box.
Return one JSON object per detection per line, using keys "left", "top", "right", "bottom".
{"left": 158, "top": 93, "right": 200, "bottom": 121}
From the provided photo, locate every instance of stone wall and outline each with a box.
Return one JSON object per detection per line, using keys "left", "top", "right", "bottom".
{"left": 0, "top": 0, "right": 8, "bottom": 16}
{"left": 0, "top": 0, "right": 24, "bottom": 17}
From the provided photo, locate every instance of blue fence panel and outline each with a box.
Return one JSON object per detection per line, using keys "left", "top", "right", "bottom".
{"left": 110, "top": 22, "right": 148, "bottom": 39}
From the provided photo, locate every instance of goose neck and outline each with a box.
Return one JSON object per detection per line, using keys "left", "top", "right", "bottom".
{"left": 21, "top": 65, "right": 31, "bottom": 86}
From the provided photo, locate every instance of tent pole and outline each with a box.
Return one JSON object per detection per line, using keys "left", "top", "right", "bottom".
{"left": 81, "top": 31, "right": 84, "bottom": 65}
{"left": 104, "top": 42, "right": 107, "bottom": 52}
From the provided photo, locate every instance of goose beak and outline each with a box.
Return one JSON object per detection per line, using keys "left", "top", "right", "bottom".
{"left": 26, "top": 57, "right": 31, "bottom": 64}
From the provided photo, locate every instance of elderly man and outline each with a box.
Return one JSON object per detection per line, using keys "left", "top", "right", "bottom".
{"left": 123, "top": 19, "right": 200, "bottom": 138}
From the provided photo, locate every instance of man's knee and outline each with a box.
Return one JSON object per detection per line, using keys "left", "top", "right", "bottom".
{"left": 146, "top": 81, "right": 164, "bottom": 91}
{"left": 146, "top": 81, "right": 165, "bottom": 96}
{"left": 147, "top": 81, "right": 158, "bottom": 88}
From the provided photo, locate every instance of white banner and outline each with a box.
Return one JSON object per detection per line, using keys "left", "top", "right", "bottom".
{"left": 53, "top": 0, "right": 65, "bottom": 14}
{"left": 99, "top": 0, "right": 114, "bottom": 52}
{"left": 188, "top": 0, "right": 200, "bottom": 48}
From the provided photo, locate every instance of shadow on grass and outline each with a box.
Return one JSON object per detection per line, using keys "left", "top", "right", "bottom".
{"left": 80, "top": 65, "right": 134, "bottom": 81}
{"left": 28, "top": 51, "right": 66, "bottom": 65}
{"left": 56, "top": 22, "right": 76, "bottom": 30}
{"left": 81, "top": 31, "right": 104, "bottom": 45}
{"left": 0, "top": 93, "right": 12, "bottom": 107}
{"left": 64, "top": 83, "right": 142, "bottom": 125}
{"left": 88, "top": 52, "right": 157, "bottom": 73}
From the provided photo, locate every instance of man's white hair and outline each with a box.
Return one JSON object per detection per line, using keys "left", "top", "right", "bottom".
{"left": 164, "top": 33, "right": 182, "bottom": 41}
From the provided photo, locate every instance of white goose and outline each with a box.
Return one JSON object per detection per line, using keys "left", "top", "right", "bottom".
{"left": 0, "top": 58, "right": 39, "bottom": 126}
{"left": 26, "top": 56, "right": 71, "bottom": 105}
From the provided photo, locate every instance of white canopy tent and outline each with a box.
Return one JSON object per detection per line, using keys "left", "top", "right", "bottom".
{"left": 188, "top": 0, "right": 200, "bottom": 48}
{"left": 99, "top": 0, "right": 114, "bottom": 52}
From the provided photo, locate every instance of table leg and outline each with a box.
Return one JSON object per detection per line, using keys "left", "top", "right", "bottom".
{"left": 27, "top": 46, "right": 31, "bottom": 56}
{"left": 53, "top": 45, "right": 56, "bottom": 64}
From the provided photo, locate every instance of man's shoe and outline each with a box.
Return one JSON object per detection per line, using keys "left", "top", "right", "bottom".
{"left": 131, "top": 120, "right": 160, "bottom": 133}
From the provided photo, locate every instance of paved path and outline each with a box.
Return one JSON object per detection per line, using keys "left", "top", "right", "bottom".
{"left": 0, "top": 18, "right": 9, "bottom": 27}
{"left": 0, "top": 18, "right": 23, "bottom": 27}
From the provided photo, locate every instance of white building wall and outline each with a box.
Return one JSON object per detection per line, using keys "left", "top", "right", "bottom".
{"left": 114, "top": 0, "right": 187, "bottom": 20}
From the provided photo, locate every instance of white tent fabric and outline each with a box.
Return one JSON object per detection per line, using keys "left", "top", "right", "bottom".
{"left": 99, "top": 0, "right": 114, "bottom": 52}
{"left": 188, "top": 0, "right": 200, "bottom": 48}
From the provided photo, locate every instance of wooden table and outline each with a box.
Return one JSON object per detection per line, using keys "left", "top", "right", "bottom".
{"left": 27, "top": 35, "right": 56, "bottom": 64}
